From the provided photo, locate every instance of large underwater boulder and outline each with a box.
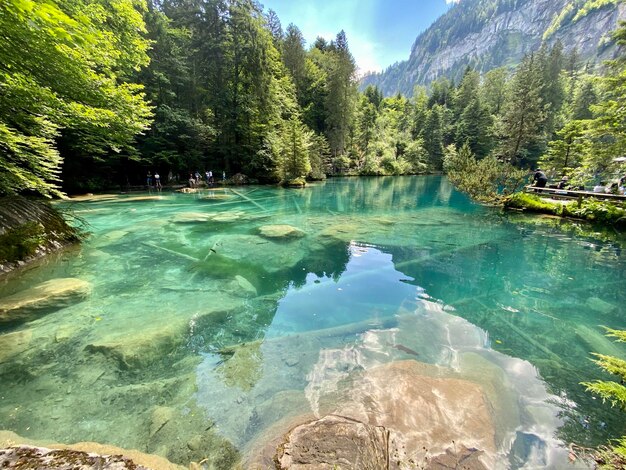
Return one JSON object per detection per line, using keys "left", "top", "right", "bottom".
{"left": 258, "top": 224, "right": 305, "bottom": 240}
{"left": 251, "top": 360, "right": 495, "bottom": 469}
{"left": 0, "top": 278, "right": 91, "bottom": 324}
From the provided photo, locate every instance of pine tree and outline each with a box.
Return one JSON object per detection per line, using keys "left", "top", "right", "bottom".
{"left": 539, "top": 42, "right": 566, "bottom": 137}
{"left": 497, "top": 52, "right": 546, "bottom": 166}
{"left": 265, "top": 9, "right": 283, "bottom": 49}
{"left": 539, "top": 121, "right": 586, "bottom": 175}
{"left": 282, "top": 24, "right": 307, "bottom": 101}
{"left": 481, "top": 67, "right": 508, "bottom": 116}
{"left": 411, "top": 87, "right": 429, "bottom": 139}
{"left": 277, "top": 116, "right": 312, "bottom": 183}
{"left": 577, "top": 23, "right": 626, "bottom": 178}
{"left": 456, "top": 95, "right": 493, "bottom": 158}
{"left": 325, "top": 30, "right": 357, "bottom": 159}
{"left": 423, "top": 105, "right": 445, "bottom": 169}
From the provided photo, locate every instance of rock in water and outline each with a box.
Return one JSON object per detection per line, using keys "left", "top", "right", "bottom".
{"left": 225, "top": 275, "right": 258, "bottom": 298}
{"left": 0, "top": 278, "right": 91, "bottom": 324}
{"left": 150, "top": 406, "right": 175, "bottom": 438}
{"left": 0, "top": 329, "right": 32, "bottom": 363}
{"left": 171, "top": 212, "right": 211, "bottom": 223}
{"left": 276, "top": 415, "right": 389, "bottom": 470}
{"left": 85, "top": 319, "right": 190, "bottom": 369}
{"left": 258, "top": 224, "right": 305, "bottom": 240}
{"left": 250, "top": 360, "right": 496, "bottom": 469}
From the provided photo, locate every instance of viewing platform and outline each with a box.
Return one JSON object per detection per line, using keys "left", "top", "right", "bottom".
{"left": 524, "top": 186, "right": 626, "bottom": 202}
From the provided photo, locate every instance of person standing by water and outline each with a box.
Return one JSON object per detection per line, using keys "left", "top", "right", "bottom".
{"left": 147, "top": 171, "right": 153, "bottom": 188}
{"left": 154, "top": 172, "right": 162, "bottom": 191}
{"left": 533, "top": 169, "right": 548, "bottom": 188}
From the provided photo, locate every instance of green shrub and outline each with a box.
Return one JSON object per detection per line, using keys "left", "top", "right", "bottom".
{"left": 581, "top": 328, "right": 626, "bottom": 468}
{"left": 566, "top": 198, "right": 626, "bottom": 223}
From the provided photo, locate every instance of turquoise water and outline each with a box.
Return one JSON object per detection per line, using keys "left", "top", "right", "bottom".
{"left": 0, "top": 176, "right": 625, "bottom": 468}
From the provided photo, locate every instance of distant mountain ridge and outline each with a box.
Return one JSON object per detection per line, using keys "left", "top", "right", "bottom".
{"left": 362, "top": 0, "right": 626, "bottom": 96}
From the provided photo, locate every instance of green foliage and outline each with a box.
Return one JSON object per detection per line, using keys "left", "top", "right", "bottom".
{"left": 0, "top": 0, "right": 152, "bottom": 196}
{"left": 573, "top": 22, "right": 626, "bottom": 182}
{"left": 275, "top": 116, "right": 312, "bottom": 183}
{"left": 444, "top": 142, "right": 527, "bottom": 204}
{"left": 569, "top": 199, "right": 626, "bottom": 223}
{"left": 580, "top": 328, "right": 626, "bottom": 467}
{"left": 538, "top": 120, "right": 587, "bottom": 176}
{"left": 495, "top": 52, "right": 546, "bottom": 166}
{"left": 0, "top": 222, "right": 46, "bottom": 262}
{"left": 573, "top": 0, "right": 621, "bottom": 23}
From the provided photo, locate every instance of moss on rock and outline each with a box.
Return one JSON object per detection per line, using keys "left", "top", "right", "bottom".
{"left": 0, "top": 196, "right": 81, "bottom": 272}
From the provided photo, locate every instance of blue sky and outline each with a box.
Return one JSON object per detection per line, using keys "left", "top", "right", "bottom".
{"left": 260, "top": 0, "right": 457, "bottom": 75}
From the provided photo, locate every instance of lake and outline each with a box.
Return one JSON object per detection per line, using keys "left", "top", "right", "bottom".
{"left": 0, "top": 176, "right": 624, "bottom": 468}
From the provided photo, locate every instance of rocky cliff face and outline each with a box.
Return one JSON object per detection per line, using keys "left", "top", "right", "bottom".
{"left": 362, "top": 0, "right": 626, "bottom": 96}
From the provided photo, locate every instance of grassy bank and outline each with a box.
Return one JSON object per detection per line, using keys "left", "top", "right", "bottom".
{"left": 504, "top": 193, "right": 626, "bottom": 228}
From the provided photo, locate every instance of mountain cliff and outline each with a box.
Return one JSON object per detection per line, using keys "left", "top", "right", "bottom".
{"left": 362, "top": 0, "right": 626, "bottom": 96}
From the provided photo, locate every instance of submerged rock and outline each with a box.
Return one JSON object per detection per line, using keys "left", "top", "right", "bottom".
{"left": 276, "top": 415, "right": 389, "bottom": 470}
{"left": 150, "top": 406, "right": 175, "bottom": 438}
{"left": 217, "top": 341, "right": 263, "bottom": 391}
{"left": 0, "top": 278, "right": 92, "bottom": 324}
{"left": 225, "top": 275, "right": 258, "bottom": 298}
{"left": 85, "top": 318, "right": 189, "bottom": 369}
{"left": 252, "top": 360, "right": 495, "bottom": 469}
{"left": 203, "top": 234, "right": 307, "bottom": 274}
{"left": 171, "top": 212, "right": 211, "bottom": 223}
{"left": 258, "top": 224, "right": 305, "bottom": 240}
{"left": 0, "top": 329, "right": 32, "bottom": 363}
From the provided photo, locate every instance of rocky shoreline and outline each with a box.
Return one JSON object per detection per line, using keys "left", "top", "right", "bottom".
{"left": 0, "top": 196, "right": 81, "bottom": 275}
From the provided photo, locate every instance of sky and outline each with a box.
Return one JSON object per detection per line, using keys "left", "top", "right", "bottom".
{"left": 260, "top": 0, "right": 458, "bottom": 75}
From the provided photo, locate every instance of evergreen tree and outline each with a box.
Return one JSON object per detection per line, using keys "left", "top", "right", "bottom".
{"left": 265, "top": 9, "right": 283, "bottom": 49}
{"left": 276, "top": 116, "right": 312, "bottom": 183}
{"left": 570, "top": 76, "right": 598, "bottom": 120}
{"left": 481, "top": 67, "right": 508, "bottom": 116}
{"left": 539, "top": 121, "right": 586, "bottom": 175}
{"left": 497, "top": 52, "right": 546, "bottom": 166}
{"left": 576, "top": 23, "right": 626, "bottom": 179}
{"left": 411, "top": 87, "right": 429, "bottom": 139}
{"left": 135, "top": 2, "right": 213, "bottom": 180}
{"left": 282, "top": 24, "right": 307, "bottom": 101}
{"left": 456, "top": 95, "right": 493, "bottom": 157}
{"left": 325, "top": 30, "right": 357, "bottom": 159}
{"left": 538, "top": 42, "right": 566, "bottom": 137}
{"left": 423, "top": 105, "right": 445, "bottom": 169}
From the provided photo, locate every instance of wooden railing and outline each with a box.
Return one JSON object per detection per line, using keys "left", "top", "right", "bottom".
{"left": 524, "top": 186, "right": 626, "bottom": 202}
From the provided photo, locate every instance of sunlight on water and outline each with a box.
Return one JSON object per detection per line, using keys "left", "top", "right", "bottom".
{"left": 0, "top": 176, "right": 624, "bottom": 468}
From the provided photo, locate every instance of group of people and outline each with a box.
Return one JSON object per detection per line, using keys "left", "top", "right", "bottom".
{"left": 532, "top": 169, "right": 626, "bottom": 194}
{"left": 144, "top": 169, "right": 229, "bottom": 190}
{"left": 146, "top": 171, "right": 162, "bottom": 190}
{"left": 188, "top": 170, "right": 227, "bottom": 188}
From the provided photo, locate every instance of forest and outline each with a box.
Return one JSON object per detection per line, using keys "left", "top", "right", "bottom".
{"left": 0, "top": 0, "right": 625, "bottom": 198}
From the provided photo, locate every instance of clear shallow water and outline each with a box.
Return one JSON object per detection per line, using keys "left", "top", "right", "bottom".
{"left": 0, "top": 176, "right": 624, "bottom": 468}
